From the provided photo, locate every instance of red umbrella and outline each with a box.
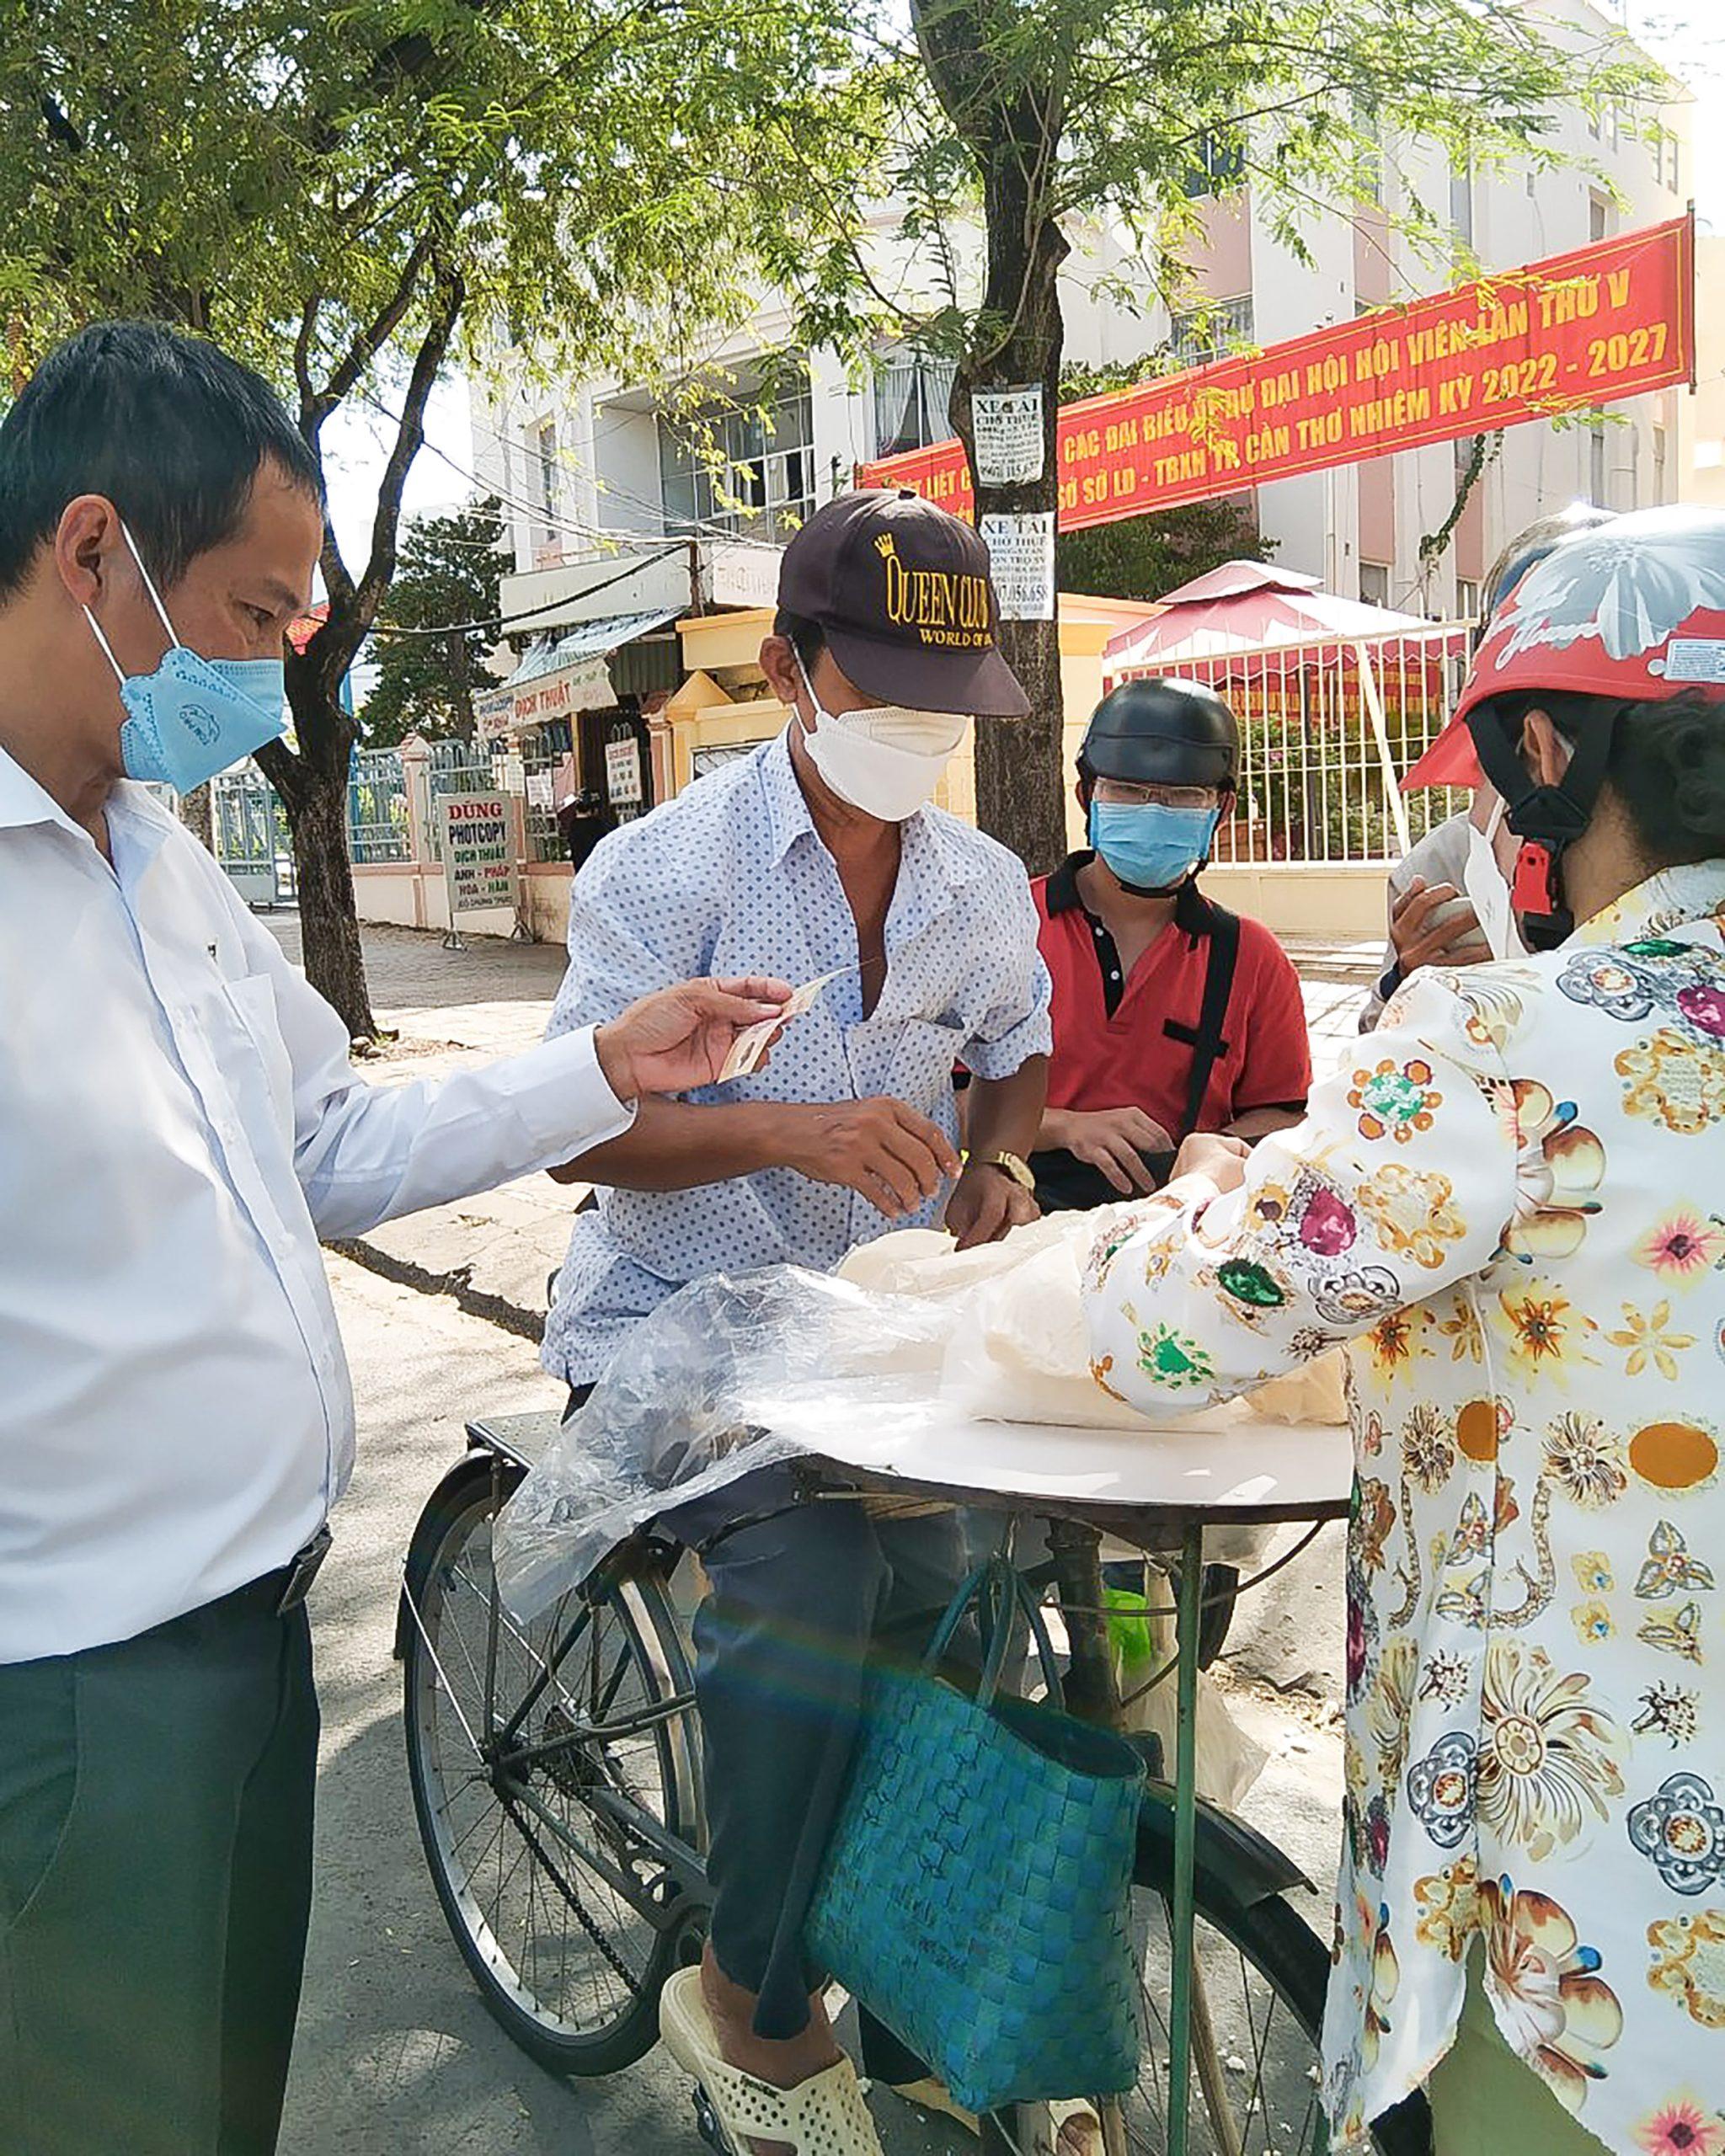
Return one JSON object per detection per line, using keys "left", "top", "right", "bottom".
{"left": 1103, "top": 561, "right": 1428, "bottom": 671}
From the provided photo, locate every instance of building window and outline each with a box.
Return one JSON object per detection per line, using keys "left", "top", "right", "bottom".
{"left": 873, "top": 346, "right": 958, "bottom": 462}
{"left": 1648, "top": 131, "right": 1682, "bottom": 195}
{"left": 1168, "top": 294, "right": 1254, "bottom": 369}
{"left": 1456, "top": 578, "right": 1480, "bottom": 621}
{"left": 533, "top": 419, "right": 559, "bottom": 548}
{"left": 1450, "top": 160, "right": 1473, "bottom": 248}
{"left": 1183, "top": 131, "right": 1246, "bottom": 200}
{"left": 1589, "top": 190, "right": 1612, "bottom": 245}
{"left": 659, "top": 373, "right": 816, "bottom": 544}
{"left": 1359, "top": 562, "right": 1391, "bottom": 607}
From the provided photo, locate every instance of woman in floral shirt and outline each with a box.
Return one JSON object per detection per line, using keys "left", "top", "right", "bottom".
{"left": 1086, "top": 507, "right": 1725, "bottom": 2156}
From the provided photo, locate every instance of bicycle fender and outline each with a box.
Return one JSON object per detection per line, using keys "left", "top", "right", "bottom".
{"left": 1135, "top": 1780, "right": 1312, "bottom": 1918}
{"left": 394, "top": 1447, "right": 526, "bottom": 1662}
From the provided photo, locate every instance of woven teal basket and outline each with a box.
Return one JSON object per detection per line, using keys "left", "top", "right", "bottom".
{"left": 804, "top": 1560, "right": 1145, "bottom": 2116}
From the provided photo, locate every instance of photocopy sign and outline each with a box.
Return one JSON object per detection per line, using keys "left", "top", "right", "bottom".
{"left": 980, "top": 510, "right": 1055, "bottom": 622}
{"left": 972, "top": 384, "right": 1045, "bottom": 485}
{"left": 439, "top": 792, "right": 514, "bottom": 917}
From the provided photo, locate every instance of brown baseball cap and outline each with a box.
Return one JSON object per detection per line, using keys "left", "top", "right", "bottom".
{"left": 777, "top": 488, "right": 1031, "bottom": 717}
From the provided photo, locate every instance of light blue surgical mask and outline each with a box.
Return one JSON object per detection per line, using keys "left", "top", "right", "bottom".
{"left": 1088, "top": 798, "right": 1221, "bottom": 894}
{"left": 85, "top": 523, "right": 288, "bottom": 792}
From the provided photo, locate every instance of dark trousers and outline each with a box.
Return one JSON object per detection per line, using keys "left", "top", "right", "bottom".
{"left": 664, "top": 1466, "right": 969, "bottom": 2047}
{"left": 0, "top": 1578, "right": 318, "bottom": 2155}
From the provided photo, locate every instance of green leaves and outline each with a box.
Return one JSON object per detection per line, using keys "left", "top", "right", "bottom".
{"left": 362, "top": 495, "right": 508, "bottom": 745}
{"left": 868, "top": 0, "right": 1666, "bottom": 376}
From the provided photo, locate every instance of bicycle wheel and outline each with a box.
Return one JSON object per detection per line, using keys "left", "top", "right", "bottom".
{"left": 403, "top": 1459, "right": 702, "bottom": 2076}
{"left": 1126, "top": 1881, "right": 1427, "bottom": 2156}
{"left": 984, "top": 1882, "right": 1428, "bottom": 2156}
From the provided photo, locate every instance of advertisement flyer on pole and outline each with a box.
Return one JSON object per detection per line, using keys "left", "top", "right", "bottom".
{"left": 980, "top": 510, "right": 1055, "bottom": 621}
{"left": 972, "top": 385, "right": 1045, "bottom": 486}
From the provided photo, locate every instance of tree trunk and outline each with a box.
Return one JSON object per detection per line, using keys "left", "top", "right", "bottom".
{"left": 178, "top": 781, "right": 215, "bottom": 853}
{"left": 281, "top": 765, "right": 377, "bottom": 1042}
{"left": 451, "top": 630, "right": 477, "bottom": 744}
{"left": 955, "top": 167, "right": 1071, "bottom": 876}
{"left": 262, "top": 663, "right": 379, "bottom": 1042}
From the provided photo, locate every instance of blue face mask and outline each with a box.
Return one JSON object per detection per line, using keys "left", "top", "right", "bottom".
{"left": 1088, "top": 798, "right": 1221, "bottom": 893}
{"left": 85, "top": 524, "right": 288, "bottom": 792}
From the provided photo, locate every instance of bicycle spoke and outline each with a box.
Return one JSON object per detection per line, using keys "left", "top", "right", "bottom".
{"left": 1115, "top": 1887, "right": 1348, "bottom": 2156}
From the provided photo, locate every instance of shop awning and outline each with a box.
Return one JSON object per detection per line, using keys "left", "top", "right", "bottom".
{"left": 499, "top": 610, "right": 681, "bottom": 734}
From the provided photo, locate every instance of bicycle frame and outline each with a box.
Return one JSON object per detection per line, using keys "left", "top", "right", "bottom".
{"left": 400, "top": 1491, "right": 713, "bottom": 1945}
{"left": 400, "top": 1428, "right": 1325, "bottom": 2156}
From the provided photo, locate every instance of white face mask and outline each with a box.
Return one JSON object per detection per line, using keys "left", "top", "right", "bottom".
{"left": 1462, "top": 798, "right": 1525, "bottom": 961}
{"left": 795, "top": 657, "right": 969, "bottom": 823}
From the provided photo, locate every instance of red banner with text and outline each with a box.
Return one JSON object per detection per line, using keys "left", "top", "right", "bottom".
{"left": 857, "top": 216, "right": 1695, "bottom": 531}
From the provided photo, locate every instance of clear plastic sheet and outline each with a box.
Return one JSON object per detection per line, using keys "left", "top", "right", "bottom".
{"left": 494, "top": 1215, "right": 1348, "bottom": 1621}
{"left": 494, "top": 1266, "right": 960, "bottom": 1621}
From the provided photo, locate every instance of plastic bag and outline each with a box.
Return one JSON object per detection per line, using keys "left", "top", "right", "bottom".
{"left": 494, "top": 1266, "right": 961, "bottom": 1620}
{"left": 1104, "top": 1588, "right": 1268, "bottom": 1811}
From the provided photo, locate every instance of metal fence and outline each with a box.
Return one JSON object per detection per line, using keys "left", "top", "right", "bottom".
{"left": 211, "top": 767, "right": 292, "bottom": 904}
{"left": 347, "top": 750, "right": 411, "bottom": 863}
{"left": 424, "top": 742, "right": 502, "bottom": 863}
{"left": 1116, "top": 622, "right": 1472, "bottom": 867}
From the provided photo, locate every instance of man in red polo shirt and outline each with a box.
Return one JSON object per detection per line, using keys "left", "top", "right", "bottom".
{"left": 1029, "top": 678, "right": 1311, "bottom": 1209}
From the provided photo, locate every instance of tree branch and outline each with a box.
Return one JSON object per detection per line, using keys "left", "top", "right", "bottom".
{"left": 304, "top": 223, "right": 438, "bottom": 433}
{"left": 292, "top": 296, "right": 320, "bottom": 412}
{"left": 350, "top": 260, "right": 466, "bottom": 646}
{"left": 38, "top": 90, "right": 82, "bottom": 154}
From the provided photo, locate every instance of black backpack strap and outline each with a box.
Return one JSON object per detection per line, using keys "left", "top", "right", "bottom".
{"left": 1170, "top": 902, "right": 1239, "bottom": 1142}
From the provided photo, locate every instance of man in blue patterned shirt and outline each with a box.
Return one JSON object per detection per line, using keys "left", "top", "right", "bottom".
{"left": 542, "top": 489, "right": 1051, "bottom": 2149}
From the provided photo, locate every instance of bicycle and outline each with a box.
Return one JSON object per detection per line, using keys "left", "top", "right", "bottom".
{"left": 398, "top": 1414, "right": 1431, "bottom": 2156}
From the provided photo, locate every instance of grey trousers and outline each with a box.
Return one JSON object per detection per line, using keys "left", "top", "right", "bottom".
{"left": 0, "top": 1577, "right": 318, "bottom": 2155}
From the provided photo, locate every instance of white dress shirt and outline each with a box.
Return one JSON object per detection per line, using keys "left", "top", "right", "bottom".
{"left": 0, "top": 748, "right": 633, "bottom": 1662}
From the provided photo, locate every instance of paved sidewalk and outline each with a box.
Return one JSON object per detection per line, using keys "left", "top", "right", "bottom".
{"left": 267, "top": 912, "right": 1380, "bottom": 1343}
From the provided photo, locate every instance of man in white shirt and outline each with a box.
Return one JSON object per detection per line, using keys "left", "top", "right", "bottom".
{"left": 0, "top": 320, "right": 790, "bottom": 2156}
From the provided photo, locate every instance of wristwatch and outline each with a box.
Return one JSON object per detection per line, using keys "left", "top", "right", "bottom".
{"left": 980, "top": 1149, "right": 1037, "bottom": 1193}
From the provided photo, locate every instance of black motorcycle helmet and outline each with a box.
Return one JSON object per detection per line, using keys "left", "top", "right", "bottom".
{"left": 1077, "top": 677, "right": 1239, "bottom": 792}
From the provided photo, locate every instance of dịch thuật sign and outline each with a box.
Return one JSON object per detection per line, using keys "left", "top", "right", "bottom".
{"left": 857, "top": 217, "right": 1695, "bottom": 531}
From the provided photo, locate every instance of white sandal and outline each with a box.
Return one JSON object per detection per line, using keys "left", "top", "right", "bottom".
{"left": 659, "top": 1966, "right": 885, "bottom": 2156}
{"left": 885, "top": 2079, "right": 1099, "bottom": 2152}
{"left": 1040, "top": 2099, "right": 1105, "bottom": 2156}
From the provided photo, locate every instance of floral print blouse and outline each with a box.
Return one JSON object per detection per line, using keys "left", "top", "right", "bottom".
{"left": 1084, "top": 862, "right": 1725, "bottom": 2155}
